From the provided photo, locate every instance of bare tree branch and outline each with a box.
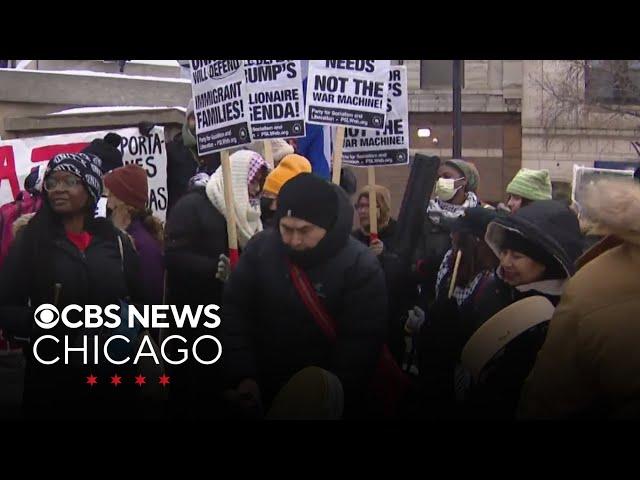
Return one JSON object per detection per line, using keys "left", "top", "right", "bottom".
{"left": 534, "top": 60, "right": 640, "bottom": 149}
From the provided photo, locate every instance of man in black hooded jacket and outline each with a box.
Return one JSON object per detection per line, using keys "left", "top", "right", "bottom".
{"left": 221, "top": 173, "right": 387, "bottom": 418}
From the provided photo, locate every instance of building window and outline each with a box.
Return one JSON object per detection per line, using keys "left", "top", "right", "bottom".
{"left": 420, "top": 60, "right": 464, "bottom": 89}
{"left": 585, "top": 60, "right": 640, "bottom": 105}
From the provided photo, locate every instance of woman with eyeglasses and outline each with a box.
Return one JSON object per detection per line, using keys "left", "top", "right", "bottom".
{"left": 0, "top": 153, "right": 144, "bottom": 420}
{"left": 352, "top": 185, "right": 414, "bottom": 365}
{"left": 352, "top": 185, "right": 395, "bottom": 257}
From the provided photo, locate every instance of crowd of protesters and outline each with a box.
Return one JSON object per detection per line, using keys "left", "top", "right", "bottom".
{"left": 1, "top": 102, "right": 639, "bottom": 420}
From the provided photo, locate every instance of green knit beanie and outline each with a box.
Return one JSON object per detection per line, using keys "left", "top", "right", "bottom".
{"left": 506, "top": 168, "right": 552, "bottom": 201}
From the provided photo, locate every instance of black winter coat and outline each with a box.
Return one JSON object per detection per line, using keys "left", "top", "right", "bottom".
{"left": 222, "top": 188, "right": 388, "bottom": 417}
{"left": 416, "top": 272, "right": 562, "bottom": 419}
{"left": 453, "top": 273, "right": 561, "bottom": 419}
{"left": 352, "top": 219, "right": 414, "bottom": 364}
{"left": 166, "top": 132, "right": 220, "bottom": 214}
{"left": 412, "top": 213, "right": 454, "bottom": 306}
{"left": 0, "top": 217, "right": 143, "bottom": 419}
{"left": 165, "top": 187, "right": 227, "bottom": 308}
{"left": 163, "top": 187, "right": 229, "bottom": 418}
{"left": 461, "top": 200, "right": 584, "bottom": 416}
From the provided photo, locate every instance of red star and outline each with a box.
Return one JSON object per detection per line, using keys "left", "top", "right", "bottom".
{"left": 110, "top": 374, "right": 122, "bottom": 387}
{"left": 134, "top": 374, "right": 146, "bottom": 386}
{"left": 159, "top": 374, "right": 170, "bottom": 386}
{"left": 86, "top": 374, "right": 98, "bottom": 387}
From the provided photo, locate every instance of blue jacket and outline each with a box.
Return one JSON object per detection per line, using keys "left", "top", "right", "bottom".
{"left": 297, "top": 77, "right": 331, "bottom": 179}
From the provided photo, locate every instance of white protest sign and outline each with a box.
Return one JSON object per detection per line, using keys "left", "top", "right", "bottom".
{"left": 190, "top": 60, "right": 252, "bottom": 154}
{"left": 342, "top": 66, "right": 409, "bottom": 167}
{"left": 244, "top": 60, "right": 306, "bottom": 140}
{"left": 117, "top": 126, "right": 168, "bottom": 222}
{"left": 0, "top": 127, "right": 168, "bottom": 222}
{"left": 305, "top": 60, "right": 391, "bottom": 130}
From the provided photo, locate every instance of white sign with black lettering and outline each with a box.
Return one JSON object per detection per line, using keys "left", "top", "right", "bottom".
{"left": 305, "top": 60, "right": 391, "bottom": 130}
{"left": 118, "top": 126, "right": 168, "bottom": 222}
{"left": 342, "top": 66, "right": 409, "bottom": 167}
{"left": 190, "top": 60, "right": 252, "bottom": 154}
{"left": 244, "top": 60, "right": 306, "bottom": 140}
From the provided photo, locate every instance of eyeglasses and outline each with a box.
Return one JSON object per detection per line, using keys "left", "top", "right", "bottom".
{"left": 44, "top": 176, "right": 82, "bottom": 192}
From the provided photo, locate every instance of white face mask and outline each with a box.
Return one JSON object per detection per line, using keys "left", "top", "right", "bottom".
{"left": 435, "top": 177, "right": 463, "bottom": 202}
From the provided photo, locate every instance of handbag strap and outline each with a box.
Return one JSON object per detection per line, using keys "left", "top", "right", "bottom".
{"left": 287, "top": 260, "right": 337, "bottom": 343}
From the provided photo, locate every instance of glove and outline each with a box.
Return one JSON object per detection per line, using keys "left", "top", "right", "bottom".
{"left": 215, "top": 254, "right": 231, "bottom": 282}
{"left": 404, "top": 306, "right": 426, "bottom": 335}
{"left": 369, "top": 238, "right": 384, "bottom": 257}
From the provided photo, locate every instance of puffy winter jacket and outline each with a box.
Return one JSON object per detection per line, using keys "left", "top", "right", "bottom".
{"left": 222, "top": 186, "right": 387, "bottom": 417}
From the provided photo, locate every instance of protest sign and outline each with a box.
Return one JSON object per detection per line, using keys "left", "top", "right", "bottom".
{"left": 190, "top": 60, "right": 252, "bottom": 155}
{"left": 245, "top": 60, "right": 305, "bottom": 140}
{"left": 342, "top": 66, "right": 409, "bottom": 167}
{"left": 305, "top": 60, "right": 391, "bottom": 130}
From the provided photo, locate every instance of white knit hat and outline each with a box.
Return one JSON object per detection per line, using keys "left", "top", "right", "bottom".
{"left": 271, "top": 139, "right": 294, "bottom": 166}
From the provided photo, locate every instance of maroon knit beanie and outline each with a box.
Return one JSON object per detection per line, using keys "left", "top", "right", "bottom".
{"left": 104, "top": 164, "right": 148, "bottom": 211}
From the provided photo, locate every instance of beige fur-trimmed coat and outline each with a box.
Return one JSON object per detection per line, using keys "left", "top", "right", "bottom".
{"left": 518, "top": 179, "right": 640, "bottom": 419}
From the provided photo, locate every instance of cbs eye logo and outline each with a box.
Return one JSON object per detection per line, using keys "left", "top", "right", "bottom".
{"left": 34, "top": 304, "right": 60, "bottom": 329}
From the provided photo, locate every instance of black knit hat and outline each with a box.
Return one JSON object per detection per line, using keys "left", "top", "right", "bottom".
{"left": 82, "top": 132, "right": 123, "bottom": 174}
{"left": 276, "top": 173, "right": 338, "bottom": 230}
{"left": 45, "top": 152, "right": 104, "bottom": 206}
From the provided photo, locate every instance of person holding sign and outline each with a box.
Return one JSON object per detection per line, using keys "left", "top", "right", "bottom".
{"left": 165, "top": 149, "right": 268, "bottom": 305}
{"left": 413, "top": 159, "right": 481, "bottom": 306}
{"left": 408, "top": 207, "right": 500, "bottom": 418}
{"left": 353, "top": 185, "right": 394, "bottom": 256}
{"left": 221, "top": 173, "right": 388, "bottom": 419}
{"left": 352, "top": 185, "right": 414, "bottom": 365}
{"left": 166, "top": 99, "right": 221, "bottom": 214}
{"left": 164, "top": 149, "right": 268, "bottom": 419}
